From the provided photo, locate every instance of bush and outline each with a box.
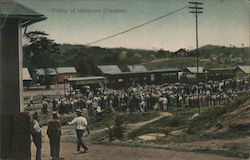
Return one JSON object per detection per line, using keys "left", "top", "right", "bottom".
{"left": 187, "top": 105, "right": 227, "bottom": 134}
{"left": 108, "top": 116, "right": 125, "bottom": 141}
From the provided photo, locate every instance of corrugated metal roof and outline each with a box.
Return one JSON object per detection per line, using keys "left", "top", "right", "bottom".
{"left": 35, "top": 68, "right": 57, "bottom": 76}
{"left": 127, "top": 65, "right": 147, "bottom": 72}
{"left": 208, "top": 67, "right": 236, "bottom": 71}
{"left": 185, "top": 67, "right": 204, "bottom": 73}
{"left": 23, "top": 68, "right": 32, "bottom": 80}
{"left": 66, "top": 76, "right": 105, "bottom": 82}
{"left": 57, "top": 67, "right": 77, "bottom": 74}
{"left": 105, "top": 68, "right": 181, "bottom": 75}
{"left": 0, "top": 0, "right": 46, "bottom": 26}
{"left": 237, "top": 66, "right": 250, "bottom": 74}
{"left": 97, "top": 65, "right": 121, "bottom": 74}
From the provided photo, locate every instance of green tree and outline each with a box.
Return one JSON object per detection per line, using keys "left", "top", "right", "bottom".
{"left": 24, "top": 31, "right": 60, "bottom": 89}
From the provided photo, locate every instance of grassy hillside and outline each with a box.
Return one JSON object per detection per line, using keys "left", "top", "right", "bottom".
{"left": 24, "top": 43, "right": 250, "bottom": 75}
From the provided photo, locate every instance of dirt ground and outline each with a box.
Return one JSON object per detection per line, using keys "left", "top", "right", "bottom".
{"left": 31, "top": 141, "right": 240, "bottom": 160}
{"left": 31, "top": 125, "right": 241, "bottom": 160}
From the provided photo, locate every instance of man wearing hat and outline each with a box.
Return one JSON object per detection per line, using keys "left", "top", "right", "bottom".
{"left": 31, "top": 112, "right": 42, "bottom": 160}
{"left": 68, "top": 109, "right": 89, "bottom": 153}
{"left": 47, "top": 112, "right": 62, "bottom": 160}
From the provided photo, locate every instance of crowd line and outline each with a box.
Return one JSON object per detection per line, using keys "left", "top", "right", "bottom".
{"left": 28, "top": 79, "right": 250, "bottom": 119}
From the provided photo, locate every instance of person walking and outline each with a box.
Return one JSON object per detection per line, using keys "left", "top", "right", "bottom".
{"left": 68, "top": 109, "right": 89, "bottom": 153}
{"left": 47, "top": 112, "right": 63, "bottom": 160}
{"left": 31, "top": 112, "right": 42, "bottom": 160}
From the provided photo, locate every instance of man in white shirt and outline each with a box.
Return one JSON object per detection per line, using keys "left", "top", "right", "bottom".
{"left": 31, "top": 112, "right": 42, "bottom": 160}
{"left": 68, "top": 109, "right": 89, "bottom": 153}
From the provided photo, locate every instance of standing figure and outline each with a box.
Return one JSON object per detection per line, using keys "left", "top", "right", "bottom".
{"left": 68, "top": 109, "right": 89, "bottom": 153}
{"left": 31, "top": 112, "right": 42, "bottom": 160}
{"left": 47, "top": 112, "right": 62, "bottom": 160}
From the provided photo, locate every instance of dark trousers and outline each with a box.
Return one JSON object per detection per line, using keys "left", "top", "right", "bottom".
{"left": 76, "top": 130, "right": 88, "bottom": 151}
{"left": 32, "top": 132, "right": 42, "bottom": 160}
{"left": 49, "top": 135, "right": 61, "bottom": 159}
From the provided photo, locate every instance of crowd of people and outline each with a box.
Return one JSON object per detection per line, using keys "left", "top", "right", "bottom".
{"left": 36, "top": 79, "right": 249, "bottom": 117}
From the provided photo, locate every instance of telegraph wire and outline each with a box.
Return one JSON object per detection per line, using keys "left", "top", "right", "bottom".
{"left": 85, "top": 5, "right": 190, "bottom": 46}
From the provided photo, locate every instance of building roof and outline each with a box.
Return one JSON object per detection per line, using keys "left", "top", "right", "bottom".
{"left": 66, "top": 76, "right": 105, "bottom": 85}
{"left": 0, "top": 0, "right": 46, "bottom": 27}
{"left": 66, "top": 76, "right": 105, "bottom": 82}
{"left": 57, "top": 67, "right": 77, "bottom": 74}
{"left": 106, "top": 68, "right": 181, "bottom": 75}
{"left": 127, "top": 65, "right": 147, "bottom": 72}
{"left": 208, "top": 67, "right": 236, "bottom": 71}
{"left": 236, "top": 66, "right": 250, "bottom": 74}
{"left": 97, "top": 65, "right": 121, "bottom": 74}
{"left": 184, "top": 67, "right": 204, "bottom": 73}
{"left": 23, "top": 68, "right": 32, "bottom": 80}
{"left": 35, "top": 68, "right": 57, "bottom": 76}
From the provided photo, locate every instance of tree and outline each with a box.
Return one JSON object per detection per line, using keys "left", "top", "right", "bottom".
{"left": 24, "top": 31, "right": 60, "bottom": 89}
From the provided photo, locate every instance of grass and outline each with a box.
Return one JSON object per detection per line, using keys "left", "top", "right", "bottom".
{"left": 144, "top": 57, "right": 196, "bottom": 69}
{"left": 127, "top": 114, "right": 189, "bottom": 139}
{"left": 90, "top": 130, "right": 110, "bottom": 143}
{"left": 120, "top": 112, "right": 160, "bottom": 124}
{"left": 90, "top": 111, "right": 161, "bottom": 130}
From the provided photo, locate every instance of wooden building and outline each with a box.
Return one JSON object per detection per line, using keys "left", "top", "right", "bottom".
{"left": 105, "top": 69, "right": 181, "bottom": 89}
{"left": 97, "top": 65, "right": 122, "bottom": 74}
{"left": 57, "top": 67, "right": 77, "bottom": 83}
{"left": 207, "top": 67, "right": 235, "bottom": 80}
{"left": 182, "top": 67, "right": 206, "bottom": 82}
{"left": 23, "top": 68, "right": 32, "bottom": 88}
{"left": 234, "top": 65, "right": 250, "bottom": 80}
{"left": 0, "top": 1, "right": 46, "bottom": 159}
{"left": 127, "top": 65, "right": 147, "bottom": 72}
{"left": 35, "top": 68, "right": 57, "bottom": 85}
{"left": 65, "top": 76, "right": 105, "bottom": 94}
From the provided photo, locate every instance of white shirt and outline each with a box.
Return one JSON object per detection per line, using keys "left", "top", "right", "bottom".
{"left": 33, "top": 119, "right": 41, "bottom": 133}
{"left": 68, "top": 116, "right": 88, "bottom": 130}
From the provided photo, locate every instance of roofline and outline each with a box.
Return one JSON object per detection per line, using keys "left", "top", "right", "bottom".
{"left": 66, "top": 76, "right": 106, "bottom": 82}
{"left": 105, "top": 69, "right": 181, "bottom": 75}
{"left": 21, "top": 16, "right": 47, "bottom": 27}
{"left": 0, "top": 0, "right": 47, "bottom": 27}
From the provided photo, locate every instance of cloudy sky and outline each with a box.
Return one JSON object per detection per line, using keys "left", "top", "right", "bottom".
{"left": 18, "top": 0, "right": 249, "bottom": 51}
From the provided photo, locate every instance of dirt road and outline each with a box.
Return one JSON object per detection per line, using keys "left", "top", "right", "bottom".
{"left": 32, "top": 141, "right": 240, "bottom": 160}
{"left": 31, "top": 125, "right": 240, "bottom": 160}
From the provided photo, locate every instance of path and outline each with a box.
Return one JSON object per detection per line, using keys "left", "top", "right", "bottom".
{"left": 31, "top": 142, "right": 239, "bottom": 160}
{"left": 92, "top": 112, "right": 173, "bottom": 135}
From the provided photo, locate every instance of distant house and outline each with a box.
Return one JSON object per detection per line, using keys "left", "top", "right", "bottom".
{"left": 103, "top": 68, "right": 181, "bottom": 89}
{"left": 207, "top": 67, "right": 235, "bottom": 80}
{"left": 174, "top": 48, "right": 189, "bottom": 56}
{"left": 57, "top": 67, "right": 77, "bottom": 83}
{"left": 184, "top": 67, "right": 205, "bottom": 74}
{"left": 23, "top": 68, "right": 32, "bottom": 87}
{"left": 35, "top": 68, "right": 57, "bottom": 76}
{"left": 65, "top": 76, "right": 105, "bottom": 93}
{"left": 235, "top": 65, "right": 250, "bottom": 79}
{"left": 97, "top": 65, "right": 121, "bottom": 75}
{"left": 183, "top": 67, "right": 206, "bottom": 81}
{"left": 127, "top": 65, "right": 147, "bottom": 72}
{"left": 35, "top": 68, "right": 57, "bottom": 84}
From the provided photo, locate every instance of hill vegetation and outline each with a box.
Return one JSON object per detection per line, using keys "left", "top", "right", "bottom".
{"left": 23, "top": 43, "right": 250, "bottom": 76}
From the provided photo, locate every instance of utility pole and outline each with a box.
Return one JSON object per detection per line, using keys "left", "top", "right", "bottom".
{"left": 189, "top": 1, "right": 203, "bottom": 114}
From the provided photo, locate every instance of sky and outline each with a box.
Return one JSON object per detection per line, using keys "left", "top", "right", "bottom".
{"left": 18, "top": 0, "right": 250, "bottom": 51}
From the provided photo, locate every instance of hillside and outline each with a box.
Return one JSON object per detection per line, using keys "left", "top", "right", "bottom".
{"left": 24, "top": 43, "right": 250, "bottom": 75}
